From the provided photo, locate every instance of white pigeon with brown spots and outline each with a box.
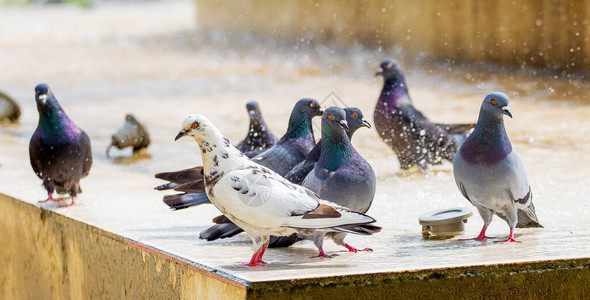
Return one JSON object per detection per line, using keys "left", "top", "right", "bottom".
{"left": 174, "top": 114, "right": 381, "bottom": 266}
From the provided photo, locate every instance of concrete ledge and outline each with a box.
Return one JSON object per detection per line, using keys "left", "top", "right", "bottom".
{"left": 2, "top": 193, "right": 589, "bottom": 299}
{"left": 0, "top": 193, "right": 247, "bottom": 299}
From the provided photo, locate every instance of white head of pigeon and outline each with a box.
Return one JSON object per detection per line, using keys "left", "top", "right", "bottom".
{"left": 453, "top": 92, "right": 541, "bottom": 243}
{"left": 175, "top": 114, "right": 380, "bottom": 267}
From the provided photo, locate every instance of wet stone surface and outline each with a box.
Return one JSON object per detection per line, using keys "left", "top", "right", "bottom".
{"left": 0, "top": 0, "right": 589, "bottom": 283}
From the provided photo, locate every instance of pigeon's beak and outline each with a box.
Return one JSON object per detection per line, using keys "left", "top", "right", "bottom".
{"left": 175, "top": 129, "right": 187, "bottom": 141}
{"left": 361, "top": 118, "right": 372, "bottom": 129}
{"left": 501, "top": 106, "right": 513, "bottom": 118}
{"left": 339, "top": 119, "right": 350, "bottom": 131}
{"left": 375, "top": 67, "right": 383, "bottom": 76}
{"left": 317, "top": 108, "right": 324, "bottom": 116}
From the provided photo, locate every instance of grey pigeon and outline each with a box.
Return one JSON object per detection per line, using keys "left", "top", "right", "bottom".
{"left": 174, "top": 113, "right": 380, "bottom": 266}
{"left": 284, "top": 107, "right": 371, "bottom": 185}
{"left": 374, "top": 59, "right": 475, "bottom": 171}
{"left": 155, "top": 98, "right": 322, "bottom": 210}
{"left": 453, "top": 92, "right": 541, "bottom": 243}
{"left": 299, "top": 107, "right": 377, "bottom": 256}
{"left": 29, "top": 83, "right": 92, "bottom": 206}
{"left": 237, "top": 101, "right": 278, "bottom": 157}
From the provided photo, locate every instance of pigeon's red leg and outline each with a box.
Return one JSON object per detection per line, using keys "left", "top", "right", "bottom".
{"left": 245, "top": 242, "right": 268, "bottom": 266}
{"left": 344, "top": 244, "right": 373, "bottom": 253}
{"left": 312, "top": 246, "right": 337, "bottom": 258}
{"left": 40, "top": 193, "right": 58, "bottom": 203}
{"left": 255, "top": 242, "right": 268, "bottom": 264}
{"left": 66, "top": 197, "right": 76, "bottom": 207}
{"left": 460, "top": 224, "right": 494, "bottom": 241}
{"left": 495, "top": 227, "right": 521, "bottom": 243}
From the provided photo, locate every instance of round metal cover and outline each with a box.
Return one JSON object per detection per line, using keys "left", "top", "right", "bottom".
{"left": 419, "top": 207, "right": 473, "bottom": 226}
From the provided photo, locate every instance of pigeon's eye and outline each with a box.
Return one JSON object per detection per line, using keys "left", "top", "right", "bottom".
{"left": 192, "top": 122, "right": 199, "bottom": 129}
{"left": 328, "top": 114, "right": 334, "bottom": 120}
{"left": 352, "top": 113, "right": 358, "bottom": 118}
{"left": 491, "top": 99, "right": 497, "bottom": 105}
{"left": 309, "top": 103, "right": 316, "bottom": 108}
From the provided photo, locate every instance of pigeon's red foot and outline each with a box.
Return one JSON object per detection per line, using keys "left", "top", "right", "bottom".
{"left": 344, "top": 244, "right": 373, "bottom": 253}
{"left": 495, "top": 238, "right": 521, "bottom": 243}
{"left": 460, "top": 225, "right": 493, "bottom": 241}
{"left": 494, "top": 228, "right": 520, "bottom": 243}
{"left": 235, "top": 242, "right": 269, "bottom": 267}
{"left": 312, "top": 246, "right": 337, "bottom": 258}
{"left": 40, "top": 194, "right": 60, "bottom": 203}
{"left": 234, "top": 261, "right": 267, "bottom": 268}
{"left": 65, "top": 197, "right": 76, "bottom": 207}
{"left": 460, "top": 235, "right": 494, "bottom": 241}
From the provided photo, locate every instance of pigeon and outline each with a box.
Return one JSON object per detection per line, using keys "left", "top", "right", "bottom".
{"left": 236, "top": 101, "right": 278, "bottom": 157}
{"left": 453, "top": 92, "right": 542, "bottom": 243}
{"left": 155, "top": 98, "right": 322, "bottom": 210}
{"left": 374, "top": 59, "right": 475, "bottom": 171}
{"left": 174, "top": 113, "right": 380, "bottom": 266}
{"left": 201, "top": 107, "right": 377, "bottom": 253}
{"left": 284, "top": 107, "right": 371, "bottom": 185}
{"left": 250, "top": 98, "right": 322, "bottom": 176}
{"left": 29, "top": 83, "right": 93, "bottom": 206}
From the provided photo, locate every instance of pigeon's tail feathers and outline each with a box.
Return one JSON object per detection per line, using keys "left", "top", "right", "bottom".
{"left": 173, "top": 180, "right": 205, "bottom": 194}
{"left": 163, "top": 193, "right": 210, "bottom": 210}
{"left": 517, "top": 203, "right": 543, "bottom": 228}
{"left": 268, "top": 234, "right": 302, "bottom": 248}
{"left": 199, "top": 223, "right": 244, "bottom": 241}
{"left": 331, "top": 223, "right": 382, "bottom": 236}
{"left": 154, "top": 182, "right": 179, "bottom": 191}
{"left": 285, "top": 204, "right": 376, "bottom": 229}
{"left": 154, "top": 166, "right": 203, "bottom": 184}
{"left": 436, "top": 123, "right": 476, "bottom": 134}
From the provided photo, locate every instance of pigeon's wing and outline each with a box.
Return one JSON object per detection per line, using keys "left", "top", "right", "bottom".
{"left": 155, "top": 166, "right": 204, "bottom": 184}
{"left": 251, "top": 144, "right": 303, "bottom": 176}
{"left": 78, "top": 131, "right": 93, "bottom": 177}
{"left": 29, "top": 132, "right": 43, "bottom": 179}
{"left": 504, "top": 151, "right": 542, "bottom": 227}
{"left": 435, "top": 123, "right": 476, "bottom": 134}
{"left": 212, "top": 168, "right": 321, "bottom": 229}
{"left": 284, "top": 159, "right": 316, "bottom": 185}
{"left": 243, "top": 149, "right": 266, "bottom": 158}
{"left": 304, "top": 163, "right": 376, "bottom": 213}
{"left": 404, "top": 105, "right": 457, "bottom": 161}
{"left": 504, "top": 151, "right": 532, "bottom": 209}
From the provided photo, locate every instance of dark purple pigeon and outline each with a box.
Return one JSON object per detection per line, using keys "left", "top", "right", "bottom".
{"left": 29, "top": 83, "right": 92, "bottom": 206}
{"left": 374, "top": 59, "right": 475, "bottom": 171}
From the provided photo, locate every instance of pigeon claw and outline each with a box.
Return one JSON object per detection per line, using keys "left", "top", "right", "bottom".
{"left": 459, "top": 235, "right": 495, "bottom": 242}
{"left": 312, "top": 246, "right": 338, "bottom": 258}
{"left": 344, "top": 244, "right": 373, "bottom": 253}
{"left": 312, "top": 253, "right": 338, "bottom": 259}
{"left": 495, "top": 238, "right": 521, "bottom": 243}
{"left": 40, "top": 193, "right": 60, "bottom": 203}
{"left": 234, "top": 261, "right": 267, "bottom": 268}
